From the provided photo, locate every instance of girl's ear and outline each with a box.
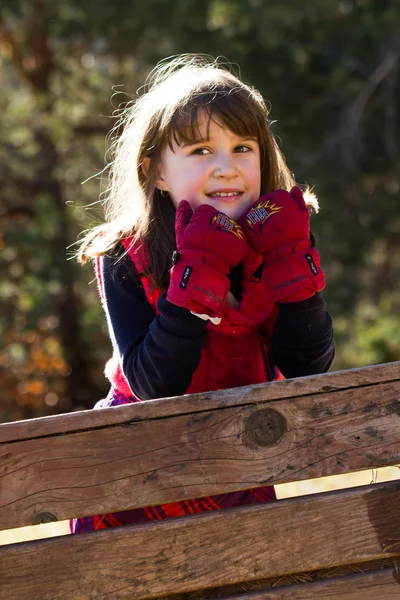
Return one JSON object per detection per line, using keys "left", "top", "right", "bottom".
{"left": 141, "top": 157, "right": 151, "bottom": 179}
{"left": 154, "top": 162, "right": 168, "bottom": 192}
{"left": 141, "top": 158, "right": 167, "bottom": 191}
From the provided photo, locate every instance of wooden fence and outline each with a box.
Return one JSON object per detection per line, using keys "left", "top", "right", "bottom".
{"left": 0, "top": 361, "right": 399, "bottom": 599}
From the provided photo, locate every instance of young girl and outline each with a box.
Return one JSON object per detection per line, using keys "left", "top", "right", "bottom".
{"left": 72, "top": 55, "right": 335, "bottom": 533}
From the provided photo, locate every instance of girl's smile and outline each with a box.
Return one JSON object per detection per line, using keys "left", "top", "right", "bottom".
{"left": 156, "top": 109, "right": 261, "bottom": 221}
{"left": 206, "top": 189, "right": 244, "bottom": 200}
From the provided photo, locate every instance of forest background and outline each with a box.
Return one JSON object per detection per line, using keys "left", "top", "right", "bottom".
{"left": 1, "top": 0, "right": 399, "bottom": 423}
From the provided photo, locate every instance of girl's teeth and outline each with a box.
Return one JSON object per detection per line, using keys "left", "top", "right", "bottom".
{"left": 210, "top": 192, "right": 241, "bottom": 197}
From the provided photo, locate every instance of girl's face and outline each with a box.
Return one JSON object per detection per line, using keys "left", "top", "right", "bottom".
{"left": 156, "top": 109, "right": 261, "bottom": 221}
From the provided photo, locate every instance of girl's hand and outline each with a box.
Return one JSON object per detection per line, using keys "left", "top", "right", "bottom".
{"left": 239, "top": 187, "right": 325, "bottom": 303}
{"left": 167, "top": 200, "right": 247, "bottom": 318}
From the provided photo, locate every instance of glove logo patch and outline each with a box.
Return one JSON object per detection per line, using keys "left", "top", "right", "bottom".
{"left": 212, "top": 213, "right": 245, "bottom": 240}
{"left": 245, "top": 199, "right": 282, "bottom": 230}
{"left": 180, "top": 266, "right": 193, "bottom": 289}
{"left": 305, "top": 253, "right": 319, "bottom": 276}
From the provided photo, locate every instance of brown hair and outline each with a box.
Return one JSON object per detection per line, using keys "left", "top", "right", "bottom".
{"left": 78, "top": 55, "right": 317, "bottom": 289}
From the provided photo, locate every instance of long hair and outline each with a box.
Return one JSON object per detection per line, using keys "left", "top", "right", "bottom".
{"left": 78, "top": 54, "right": 318, "bottom": 289}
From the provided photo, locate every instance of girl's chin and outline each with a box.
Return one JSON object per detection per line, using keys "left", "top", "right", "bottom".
{"left": 213, "top": 202, "right": 253, "bottom": 221}
{"left": 204, "top": 199, "right": 249, "bottom": 220}
{"left": 219, "top": 208, "right": 243, "bottom": 221}
{"left": 184, "top": 197, "right": 254, "bottom": 221}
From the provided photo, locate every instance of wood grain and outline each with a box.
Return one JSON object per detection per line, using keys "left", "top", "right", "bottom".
{"left": 1, "top": 378, "right": 399, "bottom": 529}
{"left": 0, "top": 362, "right": 399, "bottom": 443}
{"left": 226, "top": 567, "right": 400, "bottom": 599}
{"left": 0, "top": 482, "right": 399, "bottom": 600}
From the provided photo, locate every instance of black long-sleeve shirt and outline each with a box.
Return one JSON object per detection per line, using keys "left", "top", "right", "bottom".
{"left": 100, "top": 248, "right": 335, "bottom": 400}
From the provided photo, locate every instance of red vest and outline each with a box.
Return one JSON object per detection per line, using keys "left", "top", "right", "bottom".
{"left": 71, "top": 239, "right": 283, "bottom": 533}
{"left": 97, "top": 237, "right": 283, "bottom": 399}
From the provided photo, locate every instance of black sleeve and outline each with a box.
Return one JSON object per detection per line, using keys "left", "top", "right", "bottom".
{"left": 271, "top": 292, "right": 335, "bottom": 378}
{"left": 101, "top": 250, "right": 207, "bottom": 400}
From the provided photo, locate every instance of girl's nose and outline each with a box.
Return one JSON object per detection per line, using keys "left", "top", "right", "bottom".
{"left": 213, "top": 153, "right": 237, "bottom": 178}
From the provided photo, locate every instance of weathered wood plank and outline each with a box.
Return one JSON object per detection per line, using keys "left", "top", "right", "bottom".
{"left": 225, "top": 567, "right": 400, "bottom": 599}
{"left": 1, "top": 380, "right": 399, "bottom": 529}
{"left": 161, "top": 559, "right": 398, "bottom": 599}
{"left": 0, "top": 362, "right": 399, "bottom": 443}
{"left": 0, "top": 482, "right": 399, "bottom": 600}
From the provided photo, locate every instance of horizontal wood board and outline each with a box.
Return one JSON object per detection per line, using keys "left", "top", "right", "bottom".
{"left": 226, "top": 566, "right": 400, "bottom": 599}
{"left": 1, "top": 362, "right": 399, "bottom": 443}
{"left": 1, "top": 376, "right": 399, "bottom": 529}
{"left": 0, "top": 482, "right": 399, "bottom": 600}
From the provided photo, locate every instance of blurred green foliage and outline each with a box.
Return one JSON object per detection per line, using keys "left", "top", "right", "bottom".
{"left": 0, "top": 0, "right": 399, "bottom": 421}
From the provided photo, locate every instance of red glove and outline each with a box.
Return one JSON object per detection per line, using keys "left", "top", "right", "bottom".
{"left": 239, "top": 187, "right": 325, "bottom": 303}
{"left": 167, "top": 201, "right": 248, "bottom": 317}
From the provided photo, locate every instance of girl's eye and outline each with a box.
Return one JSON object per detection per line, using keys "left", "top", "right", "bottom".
{"left": 190, "top": 147, "right": 210, "bottom": 155}
{"left": 234, "top": 145, "right": 251, "bottom": 153}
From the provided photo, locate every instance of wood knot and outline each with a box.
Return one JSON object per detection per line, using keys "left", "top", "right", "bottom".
{"left": 242, "top": 408, "right": 287, "bottom": 449}
{"left": 32, "top": 512, "right": 57, "bottom": 525}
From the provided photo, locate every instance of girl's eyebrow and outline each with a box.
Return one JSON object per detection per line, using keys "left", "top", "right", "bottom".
{"left": 180, "top": 135, "right": 258, "bottom": 148}
{"left": 180, "top": 138, "right": 209, "bottom": 147}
